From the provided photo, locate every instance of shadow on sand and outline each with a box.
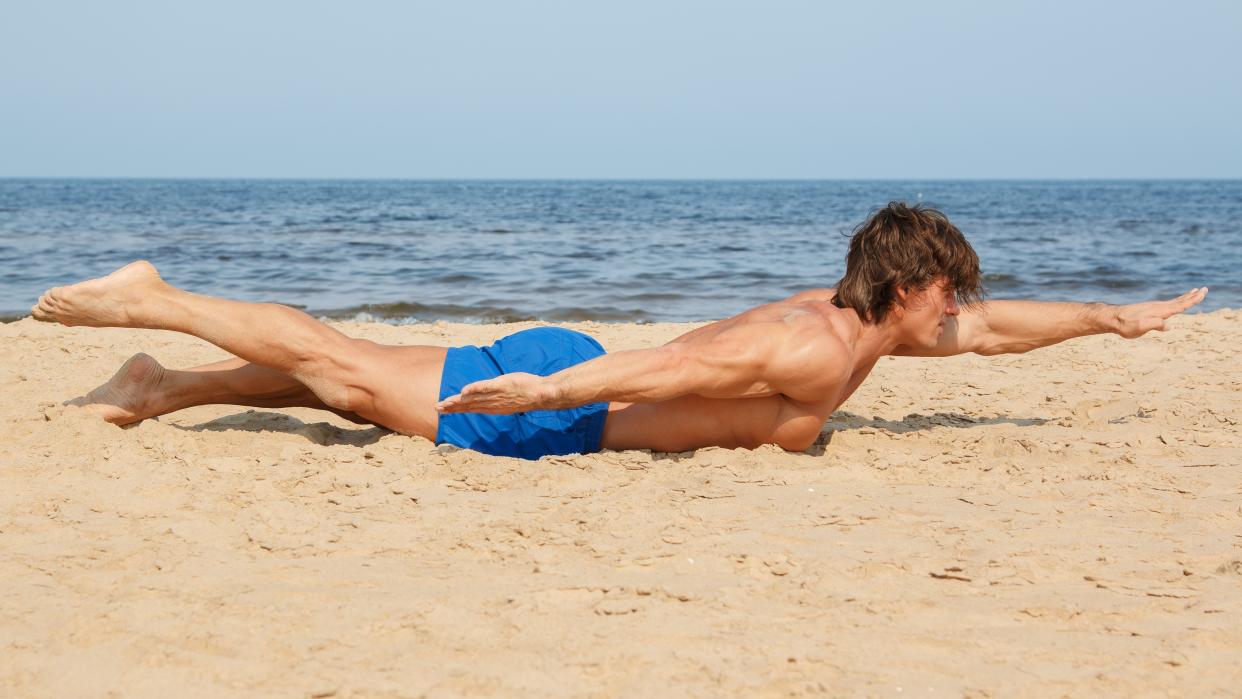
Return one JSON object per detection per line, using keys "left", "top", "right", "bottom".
{"left": 820, "top": 410, "right": 1050, "bottom": 440}
{"left": 171, "top": 410, "right": 390, "bottom": 447}
{"left": 168, "top": 409, "right": 1050, "bottom": 455}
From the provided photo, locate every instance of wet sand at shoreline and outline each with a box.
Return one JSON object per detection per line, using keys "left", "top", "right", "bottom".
{"left": 2, "top": 312, "right": 1240, "bottom": 697}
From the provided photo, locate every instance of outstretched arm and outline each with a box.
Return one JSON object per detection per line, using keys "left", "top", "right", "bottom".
{"left": 436, "top": 318, "right": 842, "bottom": 414}
{"left": 893, "top": 287, "right": 1208, "bottom": 357}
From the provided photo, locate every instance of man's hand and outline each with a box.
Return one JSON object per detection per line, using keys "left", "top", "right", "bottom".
{"left": 436, "top": 372, "right": 559, "bottom": 414}
{"left": 1114, "top": 287, "right": 1208, "bottom": 339}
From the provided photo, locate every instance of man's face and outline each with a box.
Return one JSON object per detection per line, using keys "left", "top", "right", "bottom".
{"left": 899, "top": 278, "right": 960, "bottom": 347}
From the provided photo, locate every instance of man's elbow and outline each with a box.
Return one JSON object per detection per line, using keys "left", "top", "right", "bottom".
{"left": 659, "top": 343, "right": 692, "bottom": 373}
{"left": 972, "top": 339, "right": 1036, "bottom": 356}
{"left": 973, "top": 344, "right": 1008, "bottom": 356}
{"left": 778, "top": 433, "right": 820, "bottom": 452}
{"left": 652, "top": 344, "right": 702, "bottom": 396}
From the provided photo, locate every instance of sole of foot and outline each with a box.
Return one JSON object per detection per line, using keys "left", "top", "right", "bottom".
{"left": 65, "top": 352, "right": 166, "bottom": 426}
{"left": 31, "top": 260, "right": 163, "bottom": 328}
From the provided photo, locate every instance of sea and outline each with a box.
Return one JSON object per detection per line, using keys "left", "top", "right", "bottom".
{"left": 0, "top": 179, "right": 1237, "bottom": 324}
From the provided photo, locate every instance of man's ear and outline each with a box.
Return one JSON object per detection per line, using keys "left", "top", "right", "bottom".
{"left": 891, "top": 285, "right": 911, "bottom": 319}
{"left": 896, "top": 284, "right": 932, "bottom": 313}
{"left": 889, "top": 285, "right": 909, "bottom": 320}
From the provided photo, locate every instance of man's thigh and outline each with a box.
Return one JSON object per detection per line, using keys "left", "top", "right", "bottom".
{"left": 347, "top": 341, "right": 448, "bottom": 439}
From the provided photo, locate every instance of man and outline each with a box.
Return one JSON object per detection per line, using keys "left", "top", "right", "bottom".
{"left": 33, "top": 202, "right": 1206, "bottom": 460}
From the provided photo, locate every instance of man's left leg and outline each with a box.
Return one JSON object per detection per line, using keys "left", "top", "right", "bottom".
{"left": 69, "top": 354, "right": 374, "bottom": 426}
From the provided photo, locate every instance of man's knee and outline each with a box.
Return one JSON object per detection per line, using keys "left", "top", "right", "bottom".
{"left": 295, "top": 338, "right": 379, "bottom": 413}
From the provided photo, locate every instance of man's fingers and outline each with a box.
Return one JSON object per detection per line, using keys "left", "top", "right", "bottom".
{"left": 460, "top": 381, "right": 494, "bottom": 396}
{"left": 436, "top": 389, "right": 512, "bottom": 413}
{"left": 435, "top": 394, "right": 462, "bottom": 412}
{"left": 436, "top": 373, "right": 540, "bottom": 414}
{"left": 1176, "top": 287, "right": 1207, "bottom": 311}
{"left": 1159, "top": 287, "right": 1208, "bottom": 318}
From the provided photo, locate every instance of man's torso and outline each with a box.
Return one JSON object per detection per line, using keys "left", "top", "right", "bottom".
{"left": 600, "top": 289, "right": 874, "bottom": 453}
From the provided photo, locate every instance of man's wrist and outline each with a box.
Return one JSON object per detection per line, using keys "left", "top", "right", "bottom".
{"left": 1092, "top": 303, "right": 1122, "bottom": 334}
{"left": 541, "top": 376, "right": 567, "bottom": 410}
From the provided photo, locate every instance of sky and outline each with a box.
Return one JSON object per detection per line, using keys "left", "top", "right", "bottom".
{"left": 2, "top": 0, "right": 1239, "bottom": 179}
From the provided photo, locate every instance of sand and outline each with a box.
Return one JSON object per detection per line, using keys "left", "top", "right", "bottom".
{"left": 1, "top": 311, "right": 1240, "bottom": 698}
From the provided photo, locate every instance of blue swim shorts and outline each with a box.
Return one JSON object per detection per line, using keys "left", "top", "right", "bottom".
{"left": 435, "top": 327, "right": 610, "bottom": 460}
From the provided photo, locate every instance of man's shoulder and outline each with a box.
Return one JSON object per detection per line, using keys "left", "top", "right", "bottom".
{"left": 749, "top": 304, "right": 853, "bottom": 376}
{"left": 711, "top": 293, "right": 854, "bottom": 355}
{"left": 764, "top": 317, "right": 853, "bottom": 403}
{"left": 783, "top": 287, "right": 838, "bottom": 304}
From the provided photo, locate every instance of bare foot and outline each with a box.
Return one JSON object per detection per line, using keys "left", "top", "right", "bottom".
{"left": 66, "top": 353, "right": 167, "bottom": 425}
{"left": 31, "top": 260, "right": 164, "bottom": 327}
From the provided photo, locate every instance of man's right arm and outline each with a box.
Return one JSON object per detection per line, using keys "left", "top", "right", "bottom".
{"left": 437, "top": 319, "right": 842, "bottom": 414}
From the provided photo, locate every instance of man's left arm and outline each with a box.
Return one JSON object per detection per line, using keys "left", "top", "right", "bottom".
{"left": 894, "top": 287, "right": 1208, "bottom": 357}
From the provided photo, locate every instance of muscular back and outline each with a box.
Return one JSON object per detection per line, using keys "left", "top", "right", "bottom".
{"left": 600, "top": 288, "right": 867, "bottom": 453}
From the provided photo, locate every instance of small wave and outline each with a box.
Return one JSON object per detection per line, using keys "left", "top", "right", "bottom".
{"left": 1094, "top": 278, "right": 1146, "bottom": 290}
{"left": 621, "top": 292, "right": 688, "bottom": 302}
{"left": 432, "top": 273, "right": 481, "bottom": 284}
{"left": 695, "top": 270, "right": 782, "bottom": 281}
{"left": 374, "top": 213, "right": 449, "bottom": 223}
{"left": 982, "top": 277, "right": 1023, "bottom": 293}
{"left": 1036, "top": 273, "right": 1145, "bottom": 291}
{"left": 562, "top": 250, "right": 604, "bottom": 260}
{"left": 313, "top": 299, "right": 654, "bottom": 324}
{"left": 317, "top": 300, "right": 536, "bottom": 324}
{"left": 543, "top": 306, "right": 651, "bottom": 322}
{"left": 345, "top": 241, "right": 398, "bottom": 249}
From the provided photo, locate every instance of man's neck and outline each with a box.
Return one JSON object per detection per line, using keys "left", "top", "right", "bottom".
{"left": 807, "top": 297, "right": 906, "bottom": 371}
{"left": 851, "top": 317, "right": 903, "bottom": 368}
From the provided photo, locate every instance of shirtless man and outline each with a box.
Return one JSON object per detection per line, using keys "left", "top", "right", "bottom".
{"left": 32, "top": 203, "right": 1207, "bottom": 459}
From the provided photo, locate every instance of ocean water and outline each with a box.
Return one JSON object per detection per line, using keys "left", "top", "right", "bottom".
{"left": 0, "top": 179, "right": 1238, "bottom": 323}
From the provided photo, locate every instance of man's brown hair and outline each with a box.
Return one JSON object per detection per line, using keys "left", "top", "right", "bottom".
{"left": 831, "top": 202, "right": 983, "bottom": 324}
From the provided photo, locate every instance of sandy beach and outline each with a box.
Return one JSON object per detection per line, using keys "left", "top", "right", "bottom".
{"left": 1, "top": 311, "right": 1239, "bottom": 697}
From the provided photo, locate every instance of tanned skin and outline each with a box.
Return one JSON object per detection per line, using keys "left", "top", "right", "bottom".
{"left": 33, "top": 262, "right": 1206, "bottom": 454}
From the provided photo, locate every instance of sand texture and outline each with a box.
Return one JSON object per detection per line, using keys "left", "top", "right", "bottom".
{"left": 1, "top": 312, "right": 1240, "bottom": 697}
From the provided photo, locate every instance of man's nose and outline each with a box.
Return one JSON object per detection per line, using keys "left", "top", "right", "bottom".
{"left": 945, "top": 295, "right": 961, "bottom": 315}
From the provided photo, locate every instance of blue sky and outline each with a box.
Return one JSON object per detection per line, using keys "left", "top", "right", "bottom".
{"left": 2, "top": 1, "right": 1239, "bottom": 178}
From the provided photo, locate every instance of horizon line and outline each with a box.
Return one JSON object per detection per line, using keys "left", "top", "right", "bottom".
{"left": 3, "top": 176, "right": 1241, "bottom": 183}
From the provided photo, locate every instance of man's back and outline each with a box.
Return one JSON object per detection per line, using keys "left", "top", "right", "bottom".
{"left": 599, "top": 290, "right": 859, "bottom": 453}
